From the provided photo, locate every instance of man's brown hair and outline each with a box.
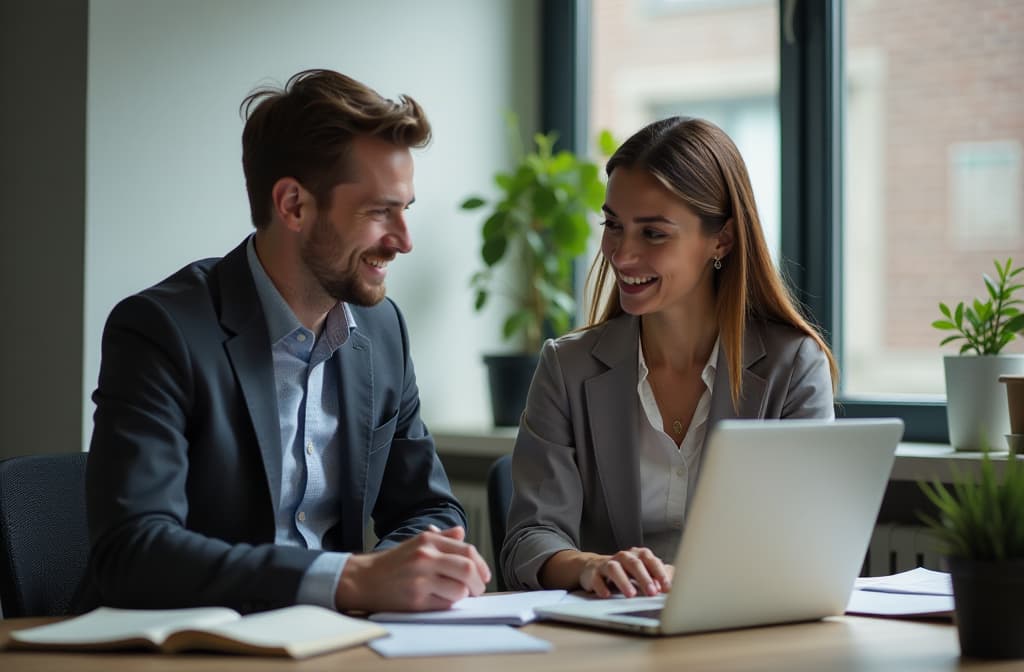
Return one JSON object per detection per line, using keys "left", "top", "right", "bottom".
{"left": 240, "top": 69, "right": 431, "bottom": 229}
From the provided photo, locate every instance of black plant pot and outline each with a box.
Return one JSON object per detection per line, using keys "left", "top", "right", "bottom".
{"left": 948, "top": 556, "right": 1024, "bottom": 659}
{"left": 483, "top": 354, "right": 540, "bottom": 427}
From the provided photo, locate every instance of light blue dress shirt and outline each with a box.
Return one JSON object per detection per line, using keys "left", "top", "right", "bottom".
{"left": 246, "top": 236, "right": 353, "bottom": 609}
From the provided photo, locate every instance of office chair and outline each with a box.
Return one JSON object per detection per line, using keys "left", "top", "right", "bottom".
{"left": 0, "top": 452, "right": 90, "bottom": 618}
{"left": 487, "top": 453, "right": 513, "bottom": 591}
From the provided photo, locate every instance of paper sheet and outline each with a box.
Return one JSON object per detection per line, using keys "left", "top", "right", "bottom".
{"left": 369, "top": 624, "right": 553, "bottom": 657}
{"left": 853, "top": 567, "right": 952, "bottom": 596}
{"left": 370, "top": 590, "right": 568, "bottom": 626}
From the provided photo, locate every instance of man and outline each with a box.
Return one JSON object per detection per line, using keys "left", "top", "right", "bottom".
{"left": 79, "top": 69, "right": 489, "bottom": 614}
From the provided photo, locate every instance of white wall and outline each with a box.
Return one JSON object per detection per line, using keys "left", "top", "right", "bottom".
{"left": 84, "top": 0, "right": 539, "bottom": 448}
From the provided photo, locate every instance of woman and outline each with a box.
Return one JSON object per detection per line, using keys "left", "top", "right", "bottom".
{"left": 500, "top": 117, "right": 837, "bottom": 597}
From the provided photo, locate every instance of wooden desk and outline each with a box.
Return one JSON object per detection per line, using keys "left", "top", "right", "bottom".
{"left": 0, "top": 615, "right": 1016, "bottom": 671}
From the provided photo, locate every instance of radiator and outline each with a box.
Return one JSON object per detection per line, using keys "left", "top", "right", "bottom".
{"left": 449, "top": 481, "right": 496, "bottom": 590}
{"left": 378, "top": 490, "right": 936, "bottom": 585}
{"left": 863, "top": 523, "right": 944, "bottom": 576}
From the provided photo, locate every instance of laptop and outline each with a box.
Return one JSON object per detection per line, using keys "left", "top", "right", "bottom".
{"left": 534, "top": 418, "right": 903, "bottom": 636}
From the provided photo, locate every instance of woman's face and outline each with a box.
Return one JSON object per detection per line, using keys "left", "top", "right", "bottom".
{"left": 600, "top": 166, "right": 723, "bottom": 317}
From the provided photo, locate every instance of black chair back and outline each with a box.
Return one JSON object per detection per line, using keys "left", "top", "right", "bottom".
{"left": 0, "top": 452, "right": 89, "bottom": 617}
{"left": 486, "top": 454, "right": 513, "bottom": 591}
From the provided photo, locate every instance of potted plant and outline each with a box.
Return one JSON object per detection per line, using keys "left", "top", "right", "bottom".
{"left": 460, "top": 117, "right": 613, "bottom": 426}
{"left": 919, "top": 454, "right": 1024, "bottom": 659}
{"left": 932, "top": 258, "right": 1024, "bottom": 450}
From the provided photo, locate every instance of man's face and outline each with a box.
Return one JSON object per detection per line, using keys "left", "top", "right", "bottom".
{"left": 300, "top": 136, "right": 415, "bottom": 307}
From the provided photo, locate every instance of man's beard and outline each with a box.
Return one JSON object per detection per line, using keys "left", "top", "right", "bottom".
{"left": 301, "top": 215, "right": 388, "bottom": 307}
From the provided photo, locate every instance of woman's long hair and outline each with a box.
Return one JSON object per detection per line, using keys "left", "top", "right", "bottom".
{"left": 584, "top": 117, "right": 838, "bottom": 409}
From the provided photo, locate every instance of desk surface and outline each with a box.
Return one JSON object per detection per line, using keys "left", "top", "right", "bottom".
{"left": 0, "top": 614, "right": 1014, "bottom": 671}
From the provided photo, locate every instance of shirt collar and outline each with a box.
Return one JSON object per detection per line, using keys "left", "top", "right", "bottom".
{"left": 245, "top": 234, "right": 356, "bottom": 346}
{"left": 637, "top": 333, "right": 720, "bottom": 392}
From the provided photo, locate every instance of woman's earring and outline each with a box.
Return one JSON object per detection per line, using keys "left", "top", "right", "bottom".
{"left": 713, "top": 256, "right": 722, "bottom": 270}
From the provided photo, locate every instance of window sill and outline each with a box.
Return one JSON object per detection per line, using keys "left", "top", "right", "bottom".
{"left": 433, "top": 428, "right": 1015, "bottom": 482}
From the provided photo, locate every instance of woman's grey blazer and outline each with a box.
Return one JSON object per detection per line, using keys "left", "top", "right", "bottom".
{"left": 500, "top": 314, "right": 835, "bottom": 590}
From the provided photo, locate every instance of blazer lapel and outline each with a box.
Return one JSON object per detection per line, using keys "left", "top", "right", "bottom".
{"left": 585, "top": 316, "right": 644, "bottom": 550}
{"left": 334, "top": 328, "right": 373, "bottom": 550}
{"left": 708, "top": 319, "right": 770, "bottom": 425}
{"left": 216, "top": 243, "right": 283, "bottom": 510}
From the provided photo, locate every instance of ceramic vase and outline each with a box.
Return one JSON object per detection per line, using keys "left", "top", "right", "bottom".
{"left": 944, "top": 355, "right": 1024, "bottom": 451}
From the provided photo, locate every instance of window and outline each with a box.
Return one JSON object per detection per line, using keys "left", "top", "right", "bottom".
{"left": 843, "top": 0, "right": 1024, "bottom": 402}
{"left": 553, "top": 0, "right": 1024, "bottom": 441}
{"left": 590, "top": 0, "right": 781, "bottom": 256}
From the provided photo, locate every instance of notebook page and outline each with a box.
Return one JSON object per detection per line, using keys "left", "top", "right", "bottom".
{"left": 9, "top": 606, "right": 239, "bottom": 646}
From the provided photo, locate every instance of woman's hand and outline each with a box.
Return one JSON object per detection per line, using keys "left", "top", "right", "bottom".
{"left": 579, "top": 547, "right": 673, "bottom": 598}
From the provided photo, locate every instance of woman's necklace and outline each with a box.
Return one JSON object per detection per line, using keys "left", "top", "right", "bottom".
{"left": 672, "top": 419, "right": 684, "bottom": 436}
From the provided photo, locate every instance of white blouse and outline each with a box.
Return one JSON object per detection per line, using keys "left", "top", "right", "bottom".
{"left": 635, "top": 335, "right": 719, "bottom": 563}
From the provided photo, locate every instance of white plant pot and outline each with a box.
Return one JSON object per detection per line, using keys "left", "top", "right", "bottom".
{"left": 944, "top": 355, "right": 1024, "bottom": 451}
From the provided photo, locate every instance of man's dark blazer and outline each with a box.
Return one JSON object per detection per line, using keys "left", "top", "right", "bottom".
{"left": 78, "top": 240, "right": 465, "bottom": 614}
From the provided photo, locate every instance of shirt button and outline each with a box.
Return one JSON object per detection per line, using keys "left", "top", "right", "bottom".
{"left": 297, "top": 511, "right": 306, "bottom": 522}
{"left": 305, "top": 441, "right": 314, "bottom": 455}
{"left": 296, "top": 333, "right": 307, "bottom": 342}
{"left": 676, "top": 468, "right": 685, "bottom": 478}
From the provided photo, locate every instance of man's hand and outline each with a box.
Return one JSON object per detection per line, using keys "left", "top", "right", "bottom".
{"left": 334, "top": 526, "right": 491, "bottom": 612}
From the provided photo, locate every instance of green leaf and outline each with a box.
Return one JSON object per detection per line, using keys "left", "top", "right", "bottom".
{"left": 939, "top": 302, "right": 952, "bottom": 319}
{"left": 954, "top": 302, "right": 964, "bottom": 327}
{"left": 502, "top": 310, "right": 534, "bottom": 341}
{"left": 511, "top": 164, "right": 536, "bottom": 194}
{"left": 530, "top": 185, "right": 558, "bottom": 217}
{"left": 583, "top": 177, "right": 606, "bottom": 212}
{"left": 1005, "top": 313, "right": 1024, "bottom": 333}
{"left": 482, "top": 212, "right": 508, "bottom": 239}
{"left": 533, "top": 132, "right": 557, "bottom": 160}
{"left": 549, "top": 151, "right": 575, "bottom": 174}
{"left": 578, "top": 162, "right": 599, "bottom": 185}
{"left": 481, "top": 235, "right": 507, "bottom": 267}
{"left": 939, "top": 334, "right": 962, "bottom": 346}
{"left": 598, "top": 129, "right": 618, "bottom": 157}
{"left": 984, "top": 274, "right": 999, "bottom": 301}
{"left": 973, "top": 299, "right": 992, "bottom": 323}
{"left": 997, "top": 331, "right": 1015, "bottom": 351}
{"left": 550, "top": 212, "right": 591, "bottom": 255}
{"left": 473, "top": 289, "right": 487, "bottom": 312}
{"left": 932, "top": 320, "right": 956, "bottom": 330}
{"left": 965, "top": 306, "right": 983, "bottom": 332}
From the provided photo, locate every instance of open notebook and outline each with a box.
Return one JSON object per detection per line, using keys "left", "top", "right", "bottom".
{"left": 6, "top": 605, "right": 387, "bottom": 658}
{"left": 536, "top": 418, "right": 904, "bottom": 635}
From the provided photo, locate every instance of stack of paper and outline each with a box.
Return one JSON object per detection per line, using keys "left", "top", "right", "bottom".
{"left": 369, "top": 590, "right": 567, "bottom": 626}
{"left": 370, "top": 624, "right": 552, "bottom": 657}
{"left": 846, "top": 567, "right": 954, "bottom": 618}
{"left": 367, "top": 591, "right": 566, "bottom": 657}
